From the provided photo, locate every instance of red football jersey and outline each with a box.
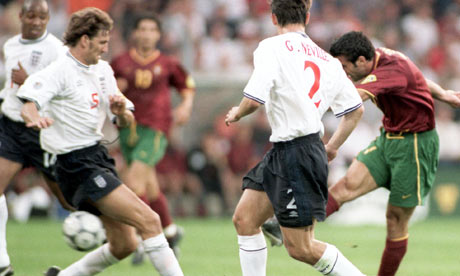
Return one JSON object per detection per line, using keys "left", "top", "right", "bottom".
{"left": 111, "top": 49, "right": 195, "bottom": 134}
{"left": 356, "top": 48, "right": 435, "bottom": 133}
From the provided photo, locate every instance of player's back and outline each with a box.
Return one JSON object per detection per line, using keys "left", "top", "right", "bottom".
{"left": 250, "top": 32, "right": 349, "bottom": 142}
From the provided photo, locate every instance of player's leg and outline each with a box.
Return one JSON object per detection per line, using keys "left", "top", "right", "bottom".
{"left": 51, "top": 216, "right": 137, "bottom": 275}
{"left": 377, "top": 204, "right": 414, "bottom": 276}
{"left": 233, "top": 189, "right": 273, "bottom": 276}
{"left": 281, "top": 224, "right": 365, "bottom": 275}
{"left": 0, "top": 158, "right": 23, "bottom": 274}
{"left": 327, "top": 159, "right": 379, "bottom": 215}
{"left": 94, "top": 184, "right": 183, "bottom": 276}
{"left": 328, "top": 135, "right": 389, "bottom": 216}
{"left": 377, "top": 130, "right": 438, "bottom": 276}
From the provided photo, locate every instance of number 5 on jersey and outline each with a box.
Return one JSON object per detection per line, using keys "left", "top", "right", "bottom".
{"left": 91, "top": 92, "right": 99, "bottom": 109}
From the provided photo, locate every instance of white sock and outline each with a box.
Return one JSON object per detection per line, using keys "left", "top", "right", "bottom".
{"left": 314, "top": 243, "right": 365, "bottom": 276}
{"left": 238, "top": 232, "right": 267, "bottom": 276}
{"left": 0, "top": 195, "right": 10, "bottom": 267}
{"left": 143, "top": 233, "right": 184, "bottom": 276}
{"left": 59, "top": 243, "right": 119, "bottom": 276}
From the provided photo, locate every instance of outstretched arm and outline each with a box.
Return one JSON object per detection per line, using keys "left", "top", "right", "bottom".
{"left": 225, "top": 97, "right": 261, "bottom": 126}
{"left": 325, "top": 105, "right": 364, "bottom": 162}
{"left": 426, "top": 79, "right": 460, "bottom": 108}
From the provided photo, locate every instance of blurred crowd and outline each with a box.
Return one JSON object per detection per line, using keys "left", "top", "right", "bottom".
{"left": 1, "top": 0, "right": 460, "bottom": 220}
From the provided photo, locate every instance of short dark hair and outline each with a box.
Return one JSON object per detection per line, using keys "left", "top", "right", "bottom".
{"left": 329, "top": 31, "right": 375, "bottom": 63}
{"left": 63, "top": 7, "right": 113, "bottom": 47}
{"left": 133, "top": 13, "right": 162, "bottom": 33}
{"left": 270, "top": 0, "right": 311, "bottom": 27}
{"left": 21, "top": 0, "right": 48, "bottom": 14}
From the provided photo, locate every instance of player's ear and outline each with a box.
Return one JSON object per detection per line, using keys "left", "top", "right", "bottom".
{"left": 271, "top": 13, "right": 278, "bottom": 26}
{"left": 305, "top": 12, "right": 310, "bottom": 25}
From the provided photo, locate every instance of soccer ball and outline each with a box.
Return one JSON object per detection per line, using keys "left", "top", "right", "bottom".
{"left": 62, "top": 211, "right": 106, "bottom": 251}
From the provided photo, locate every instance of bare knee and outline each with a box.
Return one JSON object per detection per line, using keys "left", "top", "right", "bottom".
{"left": 385, "top": 209, "right": 410, "bottom": 238}
{"left": 233, "top": 212, "right": 259, "bottom": 236}
{"left": 136, "top": 207, "right": 162, "bottom": 238}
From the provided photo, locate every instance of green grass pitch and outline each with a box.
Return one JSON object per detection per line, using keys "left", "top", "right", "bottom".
{"left": 6, "top": 217, "right": 460, "bottom": 275}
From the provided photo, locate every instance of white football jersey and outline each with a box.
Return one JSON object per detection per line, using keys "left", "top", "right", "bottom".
{"left": 17, "top": 52, "right": 134, "bottom": 155}
{"left": 0, "top": 31, "right": 65, "bottom": 122}
{"left": 244, "top": 32, "right": 362, "bottom": 142}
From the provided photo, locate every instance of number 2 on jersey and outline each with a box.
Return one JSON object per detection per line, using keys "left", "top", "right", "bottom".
{"left": 304, "top": 61, "right": 321, "bottom": 108}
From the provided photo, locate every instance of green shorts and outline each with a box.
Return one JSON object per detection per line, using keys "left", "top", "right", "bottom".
{"left": 119, "top": 125, "right": 168, "bottom": 167}
{"left": 357, "top": 129, "right": 439, "bottom": 207}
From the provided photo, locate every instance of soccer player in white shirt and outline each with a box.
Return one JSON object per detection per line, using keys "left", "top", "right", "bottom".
{"left": 0, "top": 1, "right": 68, "bottom": 275}
{"left": 18, "top": 8, "right": 183, "bottom": 276}
{"left": 225, "top": 1, "right": 366, "bottom": 275}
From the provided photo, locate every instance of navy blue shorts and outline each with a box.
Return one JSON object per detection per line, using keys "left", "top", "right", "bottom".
{"left": 242, "top": 133, "right": 328, "bottom": 227}
{"left": 56, "top": 144, "right": 122, "bottom": 216}
{"left": 0, "top": 115, "right": 56, "bottom": 181}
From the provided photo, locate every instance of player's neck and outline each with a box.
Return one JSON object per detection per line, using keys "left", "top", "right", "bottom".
{"left": 277, "top": 24, "right": 306, "bottom": 35}
{"left": 135, "top": 47, "right": 159, "bottom": 58}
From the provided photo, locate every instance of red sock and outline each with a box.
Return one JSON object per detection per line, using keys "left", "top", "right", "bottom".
{"left": 149, "top": 192, "right": 173, "bottom": 228}
{"left": 326, "top": 192, "right": 340, "bottom": 217}
{"left": 377, "top": 237, "right": 408, "bottom": 276}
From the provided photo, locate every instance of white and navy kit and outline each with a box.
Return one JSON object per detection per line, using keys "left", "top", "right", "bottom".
{"left": 17, "top": 52, "right": 134, "bottom": 214}
{"left": 0, "top": 31, "right": 64, "bottom": 180}
{"left": 242, "top": 32, "right": 362, "bottom": 227}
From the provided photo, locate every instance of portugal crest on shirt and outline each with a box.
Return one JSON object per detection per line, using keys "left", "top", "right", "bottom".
{"left": 361, "top": 74, "right": 377, "bottom": 84}
{"left": 153, "top": 65, "right": 162, "bottom": 76}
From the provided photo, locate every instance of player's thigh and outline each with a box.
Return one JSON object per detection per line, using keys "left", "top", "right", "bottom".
{"left": 94, "top": 184, "right": 162, "bottom": 234}
{"left": 125, "top": 126, "right": 168, "bottom": 167}
{"left": 387, "top": 130, "right": 438, "bottom": 207}
{"left": 100, "top": 215, "right": 138, "bottom": 257}
{"left": 333, "top": 159, "right": 379, "bottom": 200}
{"left": 355, "top": 136, "right": 390, "bottom": 189}
{"left": 233, "top": 188, "right": 274, "bottom": 234}
{"left": 0, "top": 157, "right": 22, "bottom": 192}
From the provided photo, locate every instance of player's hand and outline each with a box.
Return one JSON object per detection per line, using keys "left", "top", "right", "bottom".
{"left": 446, "top": 90, "right": 460, "bottom": 108}
{"left": 109, "top": 94, "right": 126, "bottom": 115}
{"left": 11, "top": 62, "right": 28, "bottom": 86}
{"left": 174, "top": 103, "right": 192, "bottom": 126}
{"left": 225, "top": 106, "right": 240, "bottom": 126}
{"left": 25, "top": 117, "right": 54, "bottom": 130}
{"left": 325, "top": 143, "right": 338, "bottom": 162}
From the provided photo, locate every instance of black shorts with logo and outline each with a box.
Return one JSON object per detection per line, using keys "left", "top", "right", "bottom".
{"left": 0, "top": 115, "right": 56, "bottom": 181}
{"left": 56, "top": 143, "right": 122, "bottom": 215}
{"left": 242, "top": 133, "right": 329, "bottom": 228}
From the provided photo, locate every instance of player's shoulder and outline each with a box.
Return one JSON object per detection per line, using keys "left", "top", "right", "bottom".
{"left": 3, "top": 34, "right": 22, "bottom": 49}
{"left": 43, "top": 33, "right": 64, "bottom": 47}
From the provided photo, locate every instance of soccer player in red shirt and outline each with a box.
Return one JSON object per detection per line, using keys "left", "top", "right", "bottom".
{"left": 328, "top": 31, "right": 460, "bottom": 276}
{"left": 111, "top": 14, "right": 195, "bottom": 260}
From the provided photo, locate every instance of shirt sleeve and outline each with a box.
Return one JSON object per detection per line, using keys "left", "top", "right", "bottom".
{"left": 17, "top": 67, "right": 61, "bottom": 110}
{"left": 168, "top": 57, "right": 195, "bottom": 92}
{"left": 243, "top": 41, "right": 278, "bottom": 104}
{"left": 329, "top": 66, "right": 363, "bottom": 117}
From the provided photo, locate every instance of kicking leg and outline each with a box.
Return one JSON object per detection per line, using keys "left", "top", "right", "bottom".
{"left": 328, "top": 159, "right": 378, "bottom": 216}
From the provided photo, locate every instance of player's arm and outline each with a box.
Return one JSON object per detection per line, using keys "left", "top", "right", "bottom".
{"left": 426, "top": 79, "right": 460, "bottom": 108}
{"left": 109, "top": 94, "right": 134, "bottom": 127}
{"left": 174, "top": 88, "right": 195, "bottom": 126}
{"left": 225, "top": 96, "right": 261, "bottom": 126}
{"left": 21, "top": 101, "right": 54, "bottom": 129}
{"left": 325, "top": 105, "right": 364, "bottom": 161}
